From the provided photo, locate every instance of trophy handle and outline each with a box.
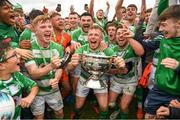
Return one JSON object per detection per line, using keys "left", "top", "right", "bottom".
{"left": 99, "top": 79, "right": 107, "bottom": 88}
{"left": 58, "top": 53, "right": 71, "bottom": 69}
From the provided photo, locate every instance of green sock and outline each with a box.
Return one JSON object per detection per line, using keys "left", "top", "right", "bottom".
{"left": 99, "top": 109, "right": 108, "bottom": 119}
{"left": 120, "top": 112, "right": 128, "bottom": 119}
{"left": 73, "top": 107, "right": 83, "bottom": 119}
{"left": 114, "top": 105, "right": 119, "bottom": 111}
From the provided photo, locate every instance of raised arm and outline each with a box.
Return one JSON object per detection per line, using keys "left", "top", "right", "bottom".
{"left": 89, "top": 0, "right": 94, "bottom": 17}
{"left": 104, "top": 1, "right": 110, "bottom": 18}
{"left": 139, "top": 0, "right": 146, "bottom": 22}
{"left": 112, "top": 14, "right": 116, "bottom": 21}
{"left": 141, "top": 0, "right": 146, "bottom": 14}
{"left": 127, "top": 38, "right": 144, "bottom": 56}
{"left": 115, "top": 0, "right": 124, "bottom": 21}
{"left": 123, "top": 26, "right": 144, "bottom": 56}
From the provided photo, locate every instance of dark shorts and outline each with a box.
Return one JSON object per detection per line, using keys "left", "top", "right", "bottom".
{"left": 144, "top": 85, "right": 180, "bottom": 115}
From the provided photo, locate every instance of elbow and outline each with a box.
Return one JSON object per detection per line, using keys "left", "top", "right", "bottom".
{"left": 30, "top": 74, "right": 40, "bottom": 80}
{"left": 33, "top": 85, "right": 39, "bottom": 94}
{"left": 28, "top": 71, "right": 42, "bottom": 80}
{"left": 135, "top": 48, "right": 145, "bottom": 56}
{"left": 137, "top": 51, "right": 144, "bottom": 56}
{"left": 115, "top": 7, "right": 119, "bottom": 13}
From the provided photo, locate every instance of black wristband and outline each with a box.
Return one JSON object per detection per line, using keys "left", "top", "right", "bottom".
{"left": 175, "top": 65, "right": 180, "bottom": 75}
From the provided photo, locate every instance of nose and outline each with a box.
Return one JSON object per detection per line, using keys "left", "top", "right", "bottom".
{"left": 159, "top": 25, "right": 163, "bottom": 32}
{"left": 119, "top": 33, "right": 123, "bottom": 37}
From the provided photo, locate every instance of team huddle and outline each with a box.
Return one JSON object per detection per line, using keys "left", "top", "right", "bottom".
{"left": 0, "top": 0, "right": 180, "bottom": 119}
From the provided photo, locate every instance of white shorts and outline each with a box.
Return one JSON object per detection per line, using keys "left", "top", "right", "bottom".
{"left": 31, "top": 91, "right": 63, "bottom": 116}
{"left": 76, "top": 77, "right": 108, "bottom": 97}
{"left": 73, "top": 64, "right": 81, "bottom": 77}
{"left": 110, "top": 80, "right": 137, "bottom": 96}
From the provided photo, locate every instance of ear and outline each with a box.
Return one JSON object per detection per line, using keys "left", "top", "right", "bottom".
{"left": 176, "top": 20, "right": 180, "bottom": 28}
{"left": 0, "top": 63, "right": 6, "bottom": 71}
{"left": 176, "top": 20, "right": 180, "bottom": 36}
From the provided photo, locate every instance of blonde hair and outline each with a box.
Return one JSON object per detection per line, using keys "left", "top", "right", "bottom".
{"left": 32, "top": 15, "right": 50, "bottom": 27}
{"left": 89, "top": 25, "right": 104, "bottom": 38}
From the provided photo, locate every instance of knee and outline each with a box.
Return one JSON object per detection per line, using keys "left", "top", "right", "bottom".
{"left": 100, "top": 104, "right": 108, "bottom": 111}
{"left": 76, "top": 101, "right": 84, "bottom": 109}
{"left": 54, "top": 109, "right": 64, "bottom": 118}
{"left": 120, "top": 103, "right": 129, "bottom": 113}
{"left": 144, "top": 113, "right": 155, "bottom": 119}
{"left": 34, "top": 114, "right": 44, "bottom": 120}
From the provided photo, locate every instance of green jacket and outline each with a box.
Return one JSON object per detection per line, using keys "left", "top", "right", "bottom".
{"left": 0, "top": 22, "right": 20, "bottom": 48}
{"left": 155, "top": 37, "right": 180, "bottom": 95}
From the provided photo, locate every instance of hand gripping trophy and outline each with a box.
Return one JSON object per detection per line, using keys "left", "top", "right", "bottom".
{"left": 81, "top": 53, "right": 114, "bottom": 89}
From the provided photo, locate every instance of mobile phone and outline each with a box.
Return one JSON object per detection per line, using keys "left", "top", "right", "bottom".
{"left": 84, "top": 4, "right": 88, "bottom": 10}
{"left": 56, "top": 4, "right": 61, "bottom": 12}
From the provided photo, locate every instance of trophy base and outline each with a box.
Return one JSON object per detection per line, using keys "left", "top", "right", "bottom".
{"left": 85, "top": 79, "right": 106, "bottom": 89}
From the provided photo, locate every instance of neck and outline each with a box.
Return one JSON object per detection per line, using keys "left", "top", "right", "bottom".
{"left": 0, "top": 72, "right": 11, "bottom": 81}
{"left": 0, "top": 21, "right": 11, "bottom": 27}
{"left": 37, "top": 39, "right": 49, "bottom": 48}
{"left": 128, "top": 19, "right": 135, "bottom": 26}
{"left": 90, "top": 47, "right": 100, "bottom": 52}
{"left": 97, "top": 17, "right": 102, "bottom": 21}
{"left": 54, "top": 29, "right": 63, "bottom": 35}
{"left": 71, "top": 26, "right": 78, "bottom": 31}
{"left": 82, "top": 28, "right": 88, "bottom": 33}
{"left": 109, "top": 39, "right": 115, "bottom": 42}
{"left": 119, "top": 43, "right": 128, "bottom": 49}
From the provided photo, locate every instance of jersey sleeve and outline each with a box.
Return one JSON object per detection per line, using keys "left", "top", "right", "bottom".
{"left": 104, "top": 47, "right": 115, "bottom": 56}
{"left": 75, "top": 46, "right": 84, "bottom": 54}
{"left": 71, "top": 29, "right": 81, "bottom": 42}
{"left": 24, "top": 59, "right": 36, "bottom": 67}
{"left": 19, "top": 29, "right": 32, "bottom": 41}
{"left": 14, "top": 72, "right": 37, "bottom": 93}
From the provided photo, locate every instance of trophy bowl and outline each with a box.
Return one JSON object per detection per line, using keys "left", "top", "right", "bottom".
{"left": 81, "top": 53, "right": 113, "bottom": 89}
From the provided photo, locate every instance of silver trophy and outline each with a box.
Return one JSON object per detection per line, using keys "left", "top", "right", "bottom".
{"left": 81, "top": 53, "right": 113, "bottom": 89}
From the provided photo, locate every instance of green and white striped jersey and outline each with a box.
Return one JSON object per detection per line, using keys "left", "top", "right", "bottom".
{"left": 94, "top": 17, "right": 107, "bottom": 30}
{"left": 25, "top": 37, "right": 63, "bottom": 95}
{"left": 104, "top": 35, "right": 117, "bottom": 48}
{"left": 0, "top": 72, "right": 36, "bottom": 120}
{"left": 71, "top": 28, "right": 88, "bottom": 46}
{"left": 112, "top": 44, "right": 139, "bottom": 84}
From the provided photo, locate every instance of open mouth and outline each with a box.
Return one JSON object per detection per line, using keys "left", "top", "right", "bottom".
{"left": 58, "top": 23, "right": 64, "bottom": 26}
{"left": 90, "top": 40, "right": 97, "bottom": 44}
{"left": 44, "top": 33, "right": 51, "bottom": 39}
{"left": 83, "top": 24, "right": 90, "bottom": 29}
{"left": 163, "top": 31, "right": 169, "bottom": 38}
{"left": 118, "top": 40, "right": 125, "bottom": 42}
{"left": 117, "top": 38, "right": 125, "bottom": 42}
{"left": 9, "top": 14, "right": 15, "bottom": 21}
{"left": 109, "top": 34, "right": 113, "bottom": 38}
{"left": 89, "top": 40, "right": 98, "bottom": 49}
{"left": 127, "top": 12, "right": 133, "bottom": 17}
